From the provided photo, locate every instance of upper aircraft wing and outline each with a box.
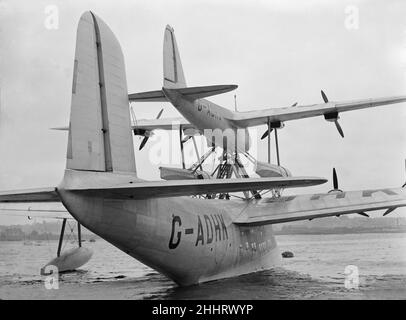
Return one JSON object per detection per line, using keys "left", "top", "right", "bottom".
{"left": 230, "top": 95, "right": 406, "bottom": 127}
{"left": 234, "top": 187, "right": 406, "bottom": 225}
{"left": 52, "top": 117, "right": 196, "bottom": 133}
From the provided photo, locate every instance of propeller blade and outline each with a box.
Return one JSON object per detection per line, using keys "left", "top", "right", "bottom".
{"left": 383, "top": 207, "right": 396, "bottom": 216}
{"left": 357, "top": 212, "right": 369, "bottom": 218}
{"left": 139, "top": 137, "right": 149, "bottom": 150}
{"left": 182, "top": 136, "right": 192, "bottom": 143}
{"left": 130, "top": 105, "right": 137, "bottom": 125}
{"left": 333, "top": 168, "right": 338, "bottom": 190}
{"left": 291, "top": 102, "right": 298, "bottom": 107}
{"left": 156, "top": 108, "right": 164, "bottom": 119}
{"left": 138, "top": 109, "right": 163, "bottom": 150}
{"left": 261, "top": 128, "right": 273, "bottom": 140}
{"left": 321, "top": 90, "right": 329, "bottom": 103}
{"left": 334, "top": 120, "right": 345, "bottom": 138}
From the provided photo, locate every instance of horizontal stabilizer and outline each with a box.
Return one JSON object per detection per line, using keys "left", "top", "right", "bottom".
{"left": 68, "top": 176, "right": 326, "bottom": 200}
{"left": 128, "top": 90, "right": 167, "bottom": 102}
{"left": 0, "top": 187, "right": 71, "bottom": 220}
{"left": 174, "top": 84, "right": 238, "bottom": 100}
{"left": 0, "top": 187, "right": 60, "bottom": 202}
{"left": 129, "top": 84, "right": 237, "bottom": 102}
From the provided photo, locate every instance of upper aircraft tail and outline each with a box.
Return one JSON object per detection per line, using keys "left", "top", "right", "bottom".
{"left": 129, "top": 25, "right": 237, "bottom": 102}
{"left": 163, "top": 25, "right": 186, "bottom": 89}
{"left": 66, "top": 11, "right": 136, "bottom": 174}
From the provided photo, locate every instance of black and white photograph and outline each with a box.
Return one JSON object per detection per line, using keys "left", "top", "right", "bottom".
{"left": 0, "top": 0, "right": 406, "bottom": 305}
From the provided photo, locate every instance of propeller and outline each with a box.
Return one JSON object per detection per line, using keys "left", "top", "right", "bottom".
{"left": 333, "top": 168, "right": 338, "bottom": 189}
{"left": 261, "top": 102, "right": 296, "bottom": 140}
{"left": 182, "top": 135, "right": 192, "bottom": 143}
{"left": 334, "top": 120, "right": 345, "bottom": 138}
{"left": 383, "top": 207, "right": 396, "bottom": 217}
{"left": 328, "top": 168, "right": 343, "bottom": 193}
{"left": 261, "top": 128, "right": 273, "bottom": 140}
{"left": 329, "top": 168, "right": 369, "bottom": 217}
{"left": 321, "top": 90, "right": 329, "bottom": 103}
{"left": 139, "top": 108, "right": 163, "bottom": 150}
{"left": 321, "top": 90, "right": 344, "bottom": 138}
{"left": 358, "top": 212, "right": 369, "bottom": 218}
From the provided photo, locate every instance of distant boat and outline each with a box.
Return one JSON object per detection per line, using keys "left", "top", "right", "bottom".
{"left": 282, "top": 251, "right": 294, "bottom": 258}
{"left": 89, "top": 238, "right": 96, "bottom": 243}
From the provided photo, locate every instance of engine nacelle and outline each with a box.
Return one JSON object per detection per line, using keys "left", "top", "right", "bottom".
{"left": 324, "top": 111, "right": 340, "bottom": 122}
{"left": 270, "top": 121, "right": 285, "bottom": 129}
{"left": 133, "top": 129, "right": 153, "bottom": 137}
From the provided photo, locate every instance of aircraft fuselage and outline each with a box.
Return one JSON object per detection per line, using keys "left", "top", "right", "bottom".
{"left": 58, "top": 171, "right": 280, "bottom": 285}
{"left": 163, "top": 88, "right": 251, "bottom": 153}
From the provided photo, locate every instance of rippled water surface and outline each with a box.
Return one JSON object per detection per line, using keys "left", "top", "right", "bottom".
{"left": 1, "top": 233, "right": 406, "bottom": 299}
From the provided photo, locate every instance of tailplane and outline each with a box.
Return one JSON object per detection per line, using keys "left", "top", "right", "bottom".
{"left": 66, "top": 11, "right": 136, "bottom": 174}
{"left": 129, "top": 25, "right": 237, "bottom": 103}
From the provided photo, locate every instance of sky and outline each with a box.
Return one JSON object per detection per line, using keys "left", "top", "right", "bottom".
{"left": 0, "top": 0, "right": 406, "bottom": 224}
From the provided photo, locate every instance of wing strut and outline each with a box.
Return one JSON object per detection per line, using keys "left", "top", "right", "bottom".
{"left": 179, "top": 125, "right": 185, "bottom": 169}
{"left": 267, "top": 118, "right": 271, "bottom": 163}
{"left": 57, "top": 218, "right": 67, "bottom": 257}
{"left": 275, "top": 128, "right": 280, "bottom": 166}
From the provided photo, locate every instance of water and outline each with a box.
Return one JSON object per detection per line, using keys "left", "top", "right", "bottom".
{"left": 1, "top": 233, "right": 406, "bottom": 299}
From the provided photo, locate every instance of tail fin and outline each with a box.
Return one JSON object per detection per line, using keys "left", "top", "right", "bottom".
{"left": 66, "top": 11, "right": 136, "bottom": 174}
{"left": 163, "top": 25, "right": 186, "bottom": 89}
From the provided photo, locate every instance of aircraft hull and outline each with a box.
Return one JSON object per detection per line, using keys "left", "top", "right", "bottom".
{"left": 58, "top": 190, "right": 281, "bottom": 286}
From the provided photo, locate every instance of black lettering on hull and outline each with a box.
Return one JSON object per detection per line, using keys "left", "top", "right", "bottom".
{"left": 195, "top": 214, "right": 229, "bottom": 246}
{"left": 169, "top": 215, "right": 182, "bottom": 249}
{"left": 204, "top": 215, "right": 213, "bottom": 244}
{"left": 195, "top": 215, "right": 204, "bottom": 246}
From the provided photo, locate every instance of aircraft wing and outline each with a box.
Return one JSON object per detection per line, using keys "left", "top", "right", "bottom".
{"left": 132, "top": 117, "right": 196, "bottom": 131}
{"left": 230, "top": 95, "right": 406, "bottom": 127}
{"left": 234, "top": 188, "right": 406, "bottom": 225}
{"left": 0, "top": 187, "right": 71, "bottom": 219}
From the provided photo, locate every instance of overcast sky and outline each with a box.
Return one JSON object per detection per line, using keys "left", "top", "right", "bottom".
{"left": 1, "top": 0, "right": 406, "bottom": 224}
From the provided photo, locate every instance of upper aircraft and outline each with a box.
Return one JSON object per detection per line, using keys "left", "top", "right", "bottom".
{"left": 129, "top": 25, "right": 406, "bottom": 152}
{"left": 0, "top": 12, "right": 405, "bottom": 286}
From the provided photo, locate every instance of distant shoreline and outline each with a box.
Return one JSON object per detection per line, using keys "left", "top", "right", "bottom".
{"left": 274, "top": 229, "right": 406, "bottom": 235}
